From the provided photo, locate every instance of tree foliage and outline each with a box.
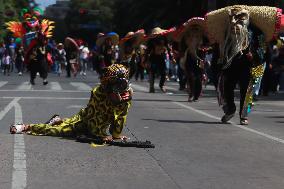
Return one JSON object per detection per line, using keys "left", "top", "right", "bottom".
{"left": 62, "top": 0, "right": 281, "bottom": 44}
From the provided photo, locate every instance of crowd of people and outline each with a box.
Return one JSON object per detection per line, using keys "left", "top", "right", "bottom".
{"left": 5, "top": 5, "right": 284, "bottom": 139}
{"left": 2, "top": 22, "right": 283, "bottom": 98}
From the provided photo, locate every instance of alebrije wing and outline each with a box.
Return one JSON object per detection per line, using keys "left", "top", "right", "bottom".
{"left": 5, "top": 22, "right": 26, "bottom": 38}
{"left": 41, "top": 19, "right": 55, "bottom": 38}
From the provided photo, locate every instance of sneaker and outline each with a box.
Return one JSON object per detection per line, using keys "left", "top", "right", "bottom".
{"left": 45, "top": 114, "right": 62, "bottom": 126}
{"left": 18, "top": 72, "right": 22, "bottom": 76}
{"left": 221, "top": 113, "right": 235, "bottom": 123}
{"left": 193, "top": 98, "right": 199, "bottom": 102}
{"left": 188, "top": 96, "right": 194, "bottom": 102}
{"left": 149, "top": 87, "right": 155, "bottom": 93}
{"left": 160, "top": 86, "right": 166, "bottom": 93}
{"left": 30, "top": 80, "right": 35, "bottom": 85}
{"left": 240, "top": 118, "right": 248, "bottom": 125}
{"left": 43, "top": 80, "right": 48, "bottom": 85}
{"left": 83, "top": 72, "right": 86, "bottom": 76}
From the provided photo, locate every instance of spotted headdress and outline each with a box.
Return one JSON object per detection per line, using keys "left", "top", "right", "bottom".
{"left": 100, "top": 64, "right": 130, "bottom": 93}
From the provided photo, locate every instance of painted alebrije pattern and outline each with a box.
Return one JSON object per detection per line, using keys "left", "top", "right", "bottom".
{"left": 6, "top": 7, "right": 54, "bottom": 38}
{"left": 241, "top": 34, "right": 266, "bottom": 118}
{"left": 100, "top": 64, "right": 129, "bottom": 86}
{"left": 30, "top": 86, "right": 131, "bottom": 138}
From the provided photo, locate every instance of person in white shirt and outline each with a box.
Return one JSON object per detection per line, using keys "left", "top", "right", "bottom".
{"left": 2, "top": 51, "right": 11, "bottom": 76}
{"left": 79, "top": 43, "right": 90, "bottom": 76}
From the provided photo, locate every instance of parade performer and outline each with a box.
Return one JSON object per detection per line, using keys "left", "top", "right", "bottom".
{"left": 119, "top": 29, "right": 145, "bottom": 78}
{"left": 6, "top": 7, "right": 54, "bottom": 85}
{"left": 205, "top": 5, "right": 282, "bottom": 125}
{"left": 96, "top": 32, "right": 119, "bottom": 69}
{"left": 175, "top": 17, "right": 206, "bottom": 102}
{"left": 146, "top": 27, "right": 176, "bottom": 93}
{"left": 10, "top": 64, "right": 133, "bottom": 141}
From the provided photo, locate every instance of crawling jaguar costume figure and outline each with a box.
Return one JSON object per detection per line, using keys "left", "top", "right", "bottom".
{"left": 10, "top": 64, "right": 133, "bottom": 141}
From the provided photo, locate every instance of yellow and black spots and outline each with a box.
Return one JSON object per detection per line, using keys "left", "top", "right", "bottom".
{"left": 29, "top": 86, "right": 131, "bottom": 138}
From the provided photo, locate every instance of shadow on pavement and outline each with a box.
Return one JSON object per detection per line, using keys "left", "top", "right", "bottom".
{"left": 142, "top": 118, "right": 221, "bottom": 125}
{"left": 133, "top": 99, "right": 173, "bottom": 102}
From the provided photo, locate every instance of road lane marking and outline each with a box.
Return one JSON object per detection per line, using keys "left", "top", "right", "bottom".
{"left": 0, "top": 98, "right": 20, "bottom": 120}
{"left": 130, "top": 83, "right": 148, "bottom": 92}
{"left": 67, "top": 105, "right": 83, "bottom": 108}
{"left": 50, "top": 82, "right": 62, "bottom": 91}
{"left": 0, "top": 98, "right": 26, "bottom": 189}
{"left": 0, "top": 81, "right": 8, "bottom": 88}
{"left": 0, "top": 89, "right": 90, "bottom": 93}
{"left": 16, "top": 82, "right": 32, "bottom": 90}
{"left": 1, "top": 97, "right": 89, "bottom": 100}
{"left": 12, "top": 100, "right": 27, "bottom": 189}
{"left": 173, "top": 102, "right": 284, "bottom": 144}
{"left": 70, "top": 82, "right": 92, "bottom": 91}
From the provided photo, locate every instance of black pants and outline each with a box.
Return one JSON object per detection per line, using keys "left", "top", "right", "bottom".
{"left": 135, "top": 63, "right": 144, "bottom": 81}
{"left": 29, "top": 60, "right": 48, "bottom": 80}
{"left": 149, "top": 63, "right": 166, "bottom": 89}
{"left": 16, "top": 59, "right": 24, "bottom": 73}
{"left": 222, "top": 55, "right": 251, "bottom": 117}
{"left": 187, "top": 71, "right": 202, "bottom": 100}
{"left": 3, "top": 64, "right": 10, "bottom": 75}
{"left": 177, "top": 62, "right": 187, "bottom": 90}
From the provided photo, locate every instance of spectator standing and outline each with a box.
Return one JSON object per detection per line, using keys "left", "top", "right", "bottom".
{"left": 2, "top": 50, "right": 11, "bottom": 76}
{"left": 79, "top": 43, "right": 90, "bottom": 76}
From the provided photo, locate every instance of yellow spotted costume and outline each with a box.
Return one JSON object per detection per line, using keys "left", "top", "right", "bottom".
{"left": 29, "top": 64, "right": 131, "bottom": 138}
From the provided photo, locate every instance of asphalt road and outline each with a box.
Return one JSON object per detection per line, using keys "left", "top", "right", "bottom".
{"left": 0, "top": 71, "right": 284, "bottom": 189}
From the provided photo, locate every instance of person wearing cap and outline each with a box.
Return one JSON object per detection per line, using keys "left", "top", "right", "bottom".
{"left": 175, "top": 17, "right": 206, "bottom": 102}
{"left": 10, "top": 64, "right": 133, "bottom": 142}
{"left": 55, "top": 43, "right": 66, "bottom": 76}
{"left": 206, "top": 5, "right": 283, "bottom": 125}
{"left": 119, "top": 30, "right": 145, "bottom": 78}
{"left": 146, "top": 27, "right": 175, "bottom": 93}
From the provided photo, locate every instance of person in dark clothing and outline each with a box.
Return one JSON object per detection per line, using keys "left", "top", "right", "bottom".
{"left": 184, "top": 50, "right": 204, "bottom": 101}
{"left": 148, "top": 50, "right": 167, "bottom": 93}
{"left": 119, "top": 30, "right": 146, "bottom": 79}
{"left": 206, "top": 5, "right": 279, "bottom": 125}
{"left": 146, "top": 27, "right": 174, "bottom": 93}
{"left": 25, "top": 33, "right": 49, "bottom": 85}
{"left": 15, "top": 43, "right": 25, "bottom": 75}
{"left": 175, "top": 17, "right": 206, "bottom": 101}
{"left": 28, "top": 41, "right": 49, "bottom": 85}
{"left": 135, "top": 45, "right": 146, "bottom": 81}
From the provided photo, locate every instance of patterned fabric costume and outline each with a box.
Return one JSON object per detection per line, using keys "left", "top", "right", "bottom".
{"left": 28, "top": 64, "right": 132, "bottom": 138}
{"left": 29, "top": 86, "right": 131, "bottom": 138}
{"left": 10, "top": 64, "right": 132, "bottom": 138}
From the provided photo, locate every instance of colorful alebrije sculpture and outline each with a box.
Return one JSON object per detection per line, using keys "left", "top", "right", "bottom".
{"left": 6, "top": 7, "right": 54, "bottom": 49}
